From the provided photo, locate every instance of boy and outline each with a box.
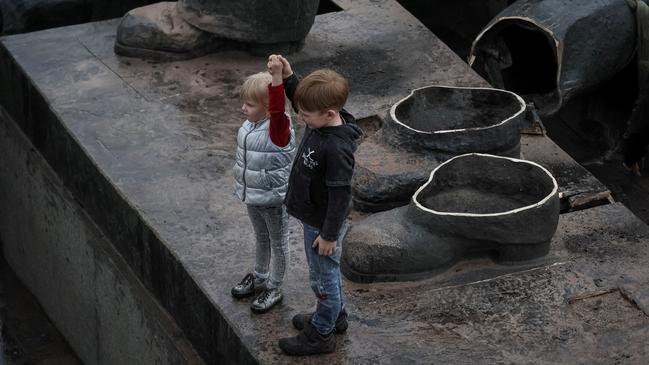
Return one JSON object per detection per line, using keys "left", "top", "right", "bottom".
{"left": 275, "top": 56, "right": 362, "bottom": 356}
{"left": 230, "top": 56, "right": 295, "bottom": 313}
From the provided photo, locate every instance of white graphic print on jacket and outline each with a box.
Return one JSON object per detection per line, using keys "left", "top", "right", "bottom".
{"left": 302, "top": 148, "right": 319, "bottom": 169}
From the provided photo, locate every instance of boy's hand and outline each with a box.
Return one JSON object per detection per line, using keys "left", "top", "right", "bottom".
{"left": 267, "top": 54, "right": 284, "bottom": 86}
{"left": 313, "top": 235, "right": 336, "bottom": 256}
{"left": 267, "top": 54, "right": 283, "bottom": 76}
{"left": 624, "top": 162, "right": 642, "bottom": 176}
{"left": 279, "top": 56, "right": 294, "bottom": 79}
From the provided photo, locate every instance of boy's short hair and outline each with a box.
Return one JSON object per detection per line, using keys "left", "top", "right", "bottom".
{"left": 294, "top": 69, "right": 349, "bottom": 113}
{"left": 240, "top": 72, "right": 272, "bottom": 105}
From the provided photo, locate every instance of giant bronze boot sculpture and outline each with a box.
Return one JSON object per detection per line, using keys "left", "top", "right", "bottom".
{"left": 343, "top": 153, "right": 560, "bottom": 283}
{"left": 114, "top": 0, "right": 319, "bottom": 60}
{"left": 352, "top": 85, "right": 526, "bottom": 212}
{"left": 469, "top": 0, "right": 635, "bottom": 115}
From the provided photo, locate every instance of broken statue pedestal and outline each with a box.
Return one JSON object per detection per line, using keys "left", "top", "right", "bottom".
{"left": 344, "top": 153, "right": 560, "bottom": 283}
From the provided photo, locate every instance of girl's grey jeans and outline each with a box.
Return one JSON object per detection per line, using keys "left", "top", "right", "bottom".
{"left": 246, "top": 204, "right": 289, "bottom": 289}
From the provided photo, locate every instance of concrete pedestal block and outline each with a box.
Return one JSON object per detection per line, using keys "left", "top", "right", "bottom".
{"left": 0, "top": 108, "right": 204, "bottom": 365}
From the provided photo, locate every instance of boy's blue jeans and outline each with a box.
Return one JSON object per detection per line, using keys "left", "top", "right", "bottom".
{"left": 302, "top": 222, "right": 346, "bottom": 335}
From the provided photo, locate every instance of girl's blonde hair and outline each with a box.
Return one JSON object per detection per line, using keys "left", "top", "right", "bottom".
{"left": 240, "top": 72, "right": 273, "bottom": 105}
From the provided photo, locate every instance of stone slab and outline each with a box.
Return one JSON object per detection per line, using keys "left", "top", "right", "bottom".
{"left": 0, "top": 106, "right": 204, "bottom": 365}
{"left": 0, "top": 0, "right": 630, "bottom": 363}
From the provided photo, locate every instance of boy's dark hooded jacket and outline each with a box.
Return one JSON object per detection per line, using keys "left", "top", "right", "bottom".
{"left": 283, "top": 74, "right": 362, "bottom": 241}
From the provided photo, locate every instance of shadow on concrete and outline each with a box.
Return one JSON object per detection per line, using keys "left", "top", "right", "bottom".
{"left": 0, "top": 255, "right": 82, "bottom": 365}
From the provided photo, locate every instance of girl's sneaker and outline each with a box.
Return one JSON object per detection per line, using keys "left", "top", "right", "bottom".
{"left": 231, "top": 273, "right": 262, "bottom": 298}
{"left": 251, "top": 287, "right": 283, "bottom": 313}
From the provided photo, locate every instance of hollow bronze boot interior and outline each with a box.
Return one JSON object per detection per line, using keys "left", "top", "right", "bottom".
{"left": 352, "top": 85, "right": 525, "bottom": 213}
{"left": 469, "top": 0, "right": 635, "bottom": 115}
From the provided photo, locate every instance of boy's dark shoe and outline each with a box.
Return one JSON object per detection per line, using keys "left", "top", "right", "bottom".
{"left": 292, "top": 307, "right": 348, "bottom": 333}
{"left": 623, "top": 161, "right": 643, "bottom": 177}
{"left": 231, "top": 273, "right": 262, "bottom": 298}
{"left": 279, "top": 322, "right": 335, "bottom": 356}
{"left": 251, "top": 287, "right": 283, "bottom": 313}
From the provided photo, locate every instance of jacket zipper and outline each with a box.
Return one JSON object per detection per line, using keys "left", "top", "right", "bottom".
{"left": 242, "top": 122, "right": 260, "bottom": 202}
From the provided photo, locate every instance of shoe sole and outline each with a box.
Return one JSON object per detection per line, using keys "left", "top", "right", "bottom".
{"left": 340, "top": 254, "right": 456, "bottom": 283}
{"left": 114, "top": 38, "right": 305, "bottom": 62}
{"left": 114, "top": 39, "right": 224, "bottom": 62}
{"left": 231, "top": 290, "right": 258, "bottom": 299}
{"left": 341, "top": 240, "right": 551, "bottom": 283}
{"left": 250, "top": 296, "right": 283, "bottom": 314}
{"left": 280, "top": 346, "right": 336, "bottom": 356}
{"left": 279, "top": 339, "right": 335, "bottom": 356}
{"left": 231, "top": 286, "right": 264, "bottom": 299}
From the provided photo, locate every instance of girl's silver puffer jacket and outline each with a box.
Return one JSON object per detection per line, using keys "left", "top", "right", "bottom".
{"left": 234, "top": 117, "right": 296, "bottom": 206}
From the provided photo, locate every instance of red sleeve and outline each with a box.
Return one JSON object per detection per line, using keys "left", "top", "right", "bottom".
{"left": 268, "top": 83, "right": 290, "bottom": 147}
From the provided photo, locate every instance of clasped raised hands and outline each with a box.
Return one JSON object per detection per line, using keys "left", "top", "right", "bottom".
{"left": 267, "top": 54, "right": 283, "bottom": 76}
{"left": 267, "top": 54, "right": 294, "bottom": 79}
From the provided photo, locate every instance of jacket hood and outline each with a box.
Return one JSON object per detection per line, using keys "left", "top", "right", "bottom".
{"left": 318, "top": 114, "right": 363, "bottom": 144}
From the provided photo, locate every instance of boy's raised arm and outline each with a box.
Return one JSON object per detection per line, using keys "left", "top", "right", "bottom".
{"left": 279, "top": 56, "right": 300, "bottom": 112}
